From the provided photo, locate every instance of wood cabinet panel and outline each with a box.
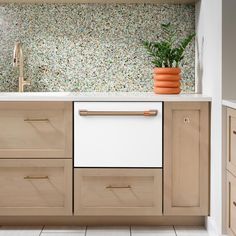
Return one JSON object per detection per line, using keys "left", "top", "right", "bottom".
{"left": 164, "top": 102, "right": 210, "bottom": 216}
{"left": 172, "top": 109, "right": 200, "bottom": 207}
{"left": 227, "top": 171, "right": 236, "bottom": 236}
{"left": 227, "top": 108, "right": 236, "bottom": 176}
{"left": 0, "top": 102, "right": 72, "bottom": 158}
{"left": 0, "top": 159, "right": 72, "bottom": 215}
{"left": 74, "top": 168, "right": 162, "bottom": 216}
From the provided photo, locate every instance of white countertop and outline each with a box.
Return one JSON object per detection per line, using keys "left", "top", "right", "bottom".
{"left": 222, "top": 99, "right": 236, "bottom": 109}
{"left": 0, "top": 92, "right": 212, "bottom": 102}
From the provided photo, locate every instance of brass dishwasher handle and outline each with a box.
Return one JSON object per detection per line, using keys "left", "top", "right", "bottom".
{"left": 24, "top": 176, "right": 49, "bottom": 180}
{"left": 106, "top": 185, "right": 132, "bottom": 189}
{"left": 24, "top": 118, "right": 49, "bottom": 122}
{"left": 79, "top": 110, "right": 158, "bottom": 117}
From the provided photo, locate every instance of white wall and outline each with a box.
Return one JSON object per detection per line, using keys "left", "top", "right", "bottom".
{"left": 196, "top": 0, "right": 222, "bottom": 235}
{"left": 195, "top": 1, "right": 209, "bottom": 95}
{"left": 222, "top": 0, "right": 236, "bottom": 100}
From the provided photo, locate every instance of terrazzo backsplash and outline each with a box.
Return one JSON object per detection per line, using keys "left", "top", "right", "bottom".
{"left": 0, "top": 4, "right": 195, "bottom": 92}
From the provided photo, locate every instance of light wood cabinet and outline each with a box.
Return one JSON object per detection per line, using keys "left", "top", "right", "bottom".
{"left": 164, "top": 102, "right": 210, "bottom": 216}
{"left": 0, "top": 100, "right": 210, "bottom": 219}
{"left": 227, "top": 172, "right": 236, "bottom": 236}
{"left": 0, "top": 102, "right": 72, "bottom": 158}
{"left": 227, "top": 107, "right": 236, "bottom": 236}
{"left": 227, "top": 108, "right": 236, "bottom": 175}
{"left": 74, "top": 168, "right": 162, "bottom": 216}
{"left": 0, "top": 159, "right": 72, "bottom": 215}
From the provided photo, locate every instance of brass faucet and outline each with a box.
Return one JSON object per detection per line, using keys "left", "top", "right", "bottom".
{"left": 13, "top": 42, "right": 30, "bottom": 92}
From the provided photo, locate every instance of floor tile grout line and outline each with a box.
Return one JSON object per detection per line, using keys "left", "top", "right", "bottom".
{"left": 173, "top": 225, "right": 178, "bottom": 236}
{"left": 39, "top": 225, "right": 45, "bottom": 236}
{"left": 0, "top": 225, "right": 210, "bottom": 235}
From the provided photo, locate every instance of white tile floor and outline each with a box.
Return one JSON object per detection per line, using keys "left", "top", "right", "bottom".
{"left": 0, "top": 226, "right": 210, "bottom": 236}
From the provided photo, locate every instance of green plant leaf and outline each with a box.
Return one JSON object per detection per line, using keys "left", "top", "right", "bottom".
{"left": 142, "top": 23, "right": 195, "bottom": 68}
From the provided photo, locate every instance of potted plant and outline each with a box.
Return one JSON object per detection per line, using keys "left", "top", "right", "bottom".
{"left": 143, "top": 23, "right": 195, "bottom": 94}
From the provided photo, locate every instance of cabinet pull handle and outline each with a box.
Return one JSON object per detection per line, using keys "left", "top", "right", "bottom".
{"left": 24, "top": 118, "right": 49, "bottom": 122}
{"left": 24, "top": 176, "right": 49, "bottom": 180}
{"left": 79, "top": 110, "right": 158, "bottom": 117}
{"left": 233, "top": 201, "right": 236, "bottom": 207}
{"left": 106, "top": 185, "right": 131, "bottom": 189}
{"left": 233, "top": 131, "right": 236, "bottom": 135}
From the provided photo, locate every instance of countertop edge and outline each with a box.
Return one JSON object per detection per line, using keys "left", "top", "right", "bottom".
{"left": 0, "top": 97, "right": 212, "bottom": 102}
{"left": 0, "top": 93, "right": 212, "bottom": 102}
{"left": 222, "top": 100, "right": 236, "bottom": 109}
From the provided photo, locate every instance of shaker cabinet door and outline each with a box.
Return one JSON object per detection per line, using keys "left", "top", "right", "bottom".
{"left": 227, "top": 108, "right": 236, "bottom": 176}
{"left": 227, "top": 171, "right": 236, "bottom": 236}
{"left": 74, "top": 168, "right": 162, "bottom": 216}
{"left": 0, "top": 102, "right": 72, "bottom": 158}
{"left": 0, "top": 159, "right": 72, "bottom": 215}
{"left": 164, "top": 102, "right": 210, "bottom": 216}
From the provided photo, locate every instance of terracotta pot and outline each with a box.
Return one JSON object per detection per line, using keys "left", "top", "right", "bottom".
{"left": 154, "top": 87, "right": 181, "bottom": 94}
{"left": 153, "top": 67, "right": 181, "bottom": 94}
{"left": 153, "top": 74, "right": 181, "bottom": 81}
{"left": 154, "top": 67, "right": 181, "bottom": 75}
{"left": 154, "top": 80, "right": 180, "bottom": 88}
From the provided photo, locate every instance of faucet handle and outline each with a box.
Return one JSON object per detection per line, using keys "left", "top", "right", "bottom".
{"left": 18, "top": 77, "right": 31, "bottom": 92}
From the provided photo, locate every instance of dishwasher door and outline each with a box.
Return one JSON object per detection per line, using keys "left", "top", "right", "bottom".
{"left": 74, "top": 102, "right": 162, "bottom": 168}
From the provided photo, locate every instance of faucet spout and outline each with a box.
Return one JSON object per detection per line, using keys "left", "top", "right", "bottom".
{"left": 13, "top": 42, "right": 30, "bottom": 92}
{"left": 13, "top": 42, "right": 20, "bottom": 67}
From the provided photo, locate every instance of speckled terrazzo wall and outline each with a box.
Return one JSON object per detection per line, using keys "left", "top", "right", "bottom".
{"left": 0, "top": 4, "right": 195, "bottom": 92}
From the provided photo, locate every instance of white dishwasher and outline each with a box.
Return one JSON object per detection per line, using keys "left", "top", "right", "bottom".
{"left": 74, "top": 102, "right": 162, "bottom": 168}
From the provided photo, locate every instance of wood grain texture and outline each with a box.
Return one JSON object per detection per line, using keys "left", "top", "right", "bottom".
{"left": 74, "top": 168, "right": 162, "bottom": 216}
{"left": 227, "top": 171, "right": 236, "bottom": 236}
{"left": 0, "top": 216, "right": 205, "bottom": 226}
{"left": 164, "top": 102, "right": 210, "bottom": 216}
{"left": 0, "top": 102, "right": 72, "bottom": 158}
{"left": 227, "top": 108, "right": 236, "bottom": 176}
{"left": 0, "top": 159, "right": 72, "bottom": 215}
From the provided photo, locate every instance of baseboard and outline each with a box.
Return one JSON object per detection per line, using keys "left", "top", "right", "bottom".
{"left": 206, "top": 217, "right": 221, "bottom": 236}
{"left": 0, "top": 216, "right": 204, "bottom": 226}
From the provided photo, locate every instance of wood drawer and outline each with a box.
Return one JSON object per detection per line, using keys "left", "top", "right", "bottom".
{"left": 74, "top": 169, "right": 162, "bottom": 216}
{"left": 0, "top": 159, "right": 72, "bottom": 215}
{"left": 0, "top": 102, "right": 72, "bottom": 158}
{"left": 227, "top": 108, "right": 236, "bottom": 175}
{"left": 227, "top": 171, "right": 236, "bottom": 236}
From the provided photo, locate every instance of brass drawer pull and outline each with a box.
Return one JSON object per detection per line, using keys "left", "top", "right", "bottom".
{"left": 24, "top": 118, "right": 49, "bottom": 122}
{"left": 24, "top": 176, "right": 49, "bottom": 180}
{"left": 233, "top": 131, "right": 236, "bottom": 135}
{"left": 79, "top": 110, "right": 158, "bottom": 117}
{"left": 106, "top": 185, "right": 131, "bottom": 189}
{"left": 233, "top": 201, "right": 236, "bottom": 207}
